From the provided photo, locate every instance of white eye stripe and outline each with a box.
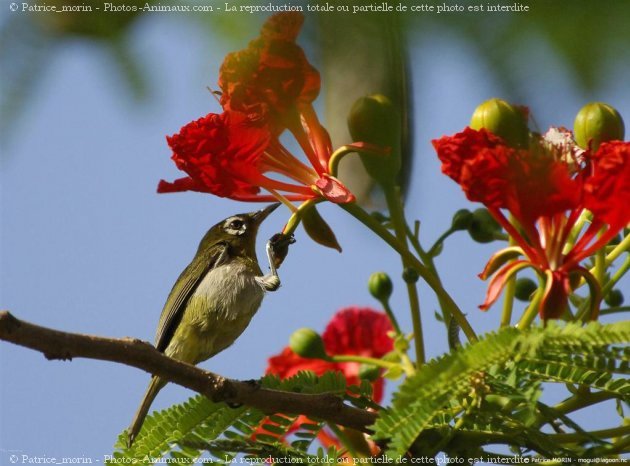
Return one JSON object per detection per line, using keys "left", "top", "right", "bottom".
{"left": 225, "top": 228, "right": 244, "bottom": 236}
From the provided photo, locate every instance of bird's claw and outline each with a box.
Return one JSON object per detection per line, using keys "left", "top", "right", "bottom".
{"left": 268, "top": 233, "right": 296, "bottom": 269}
{"left": 256, "top": 274, "right": 280, "bottom": 292}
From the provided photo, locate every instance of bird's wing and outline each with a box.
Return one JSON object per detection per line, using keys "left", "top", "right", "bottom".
{"left": 154, "top": 242, "right": 230, "bottom": 353}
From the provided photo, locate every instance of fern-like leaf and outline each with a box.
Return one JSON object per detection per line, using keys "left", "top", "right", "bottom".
{"left": 374, "top": 321, "right": 630, "bottom": 457}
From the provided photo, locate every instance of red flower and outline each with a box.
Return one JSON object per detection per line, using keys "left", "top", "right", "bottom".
{"left": 261, "top": 307, "right": 393, "bottom": 452}
{"left": 267, "top": 307, "right": 394, "bottom": 402}
{"left": 159, "top": 12, "right": 357, "bottom": 206}
{"left": 584, "top": 141, "right": 630, "bottom": 230}
{"left": 218, "top": 12, "right": 319, "bottom": 132}
{"left": 158, "top": 110, "right": 354, "bottom": 204}
{"left": 434, "top": 127, "right": 630, "bottom": 320}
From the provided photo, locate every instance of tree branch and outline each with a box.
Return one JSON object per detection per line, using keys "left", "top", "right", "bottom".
{"left": 0, "top": 310, "right": 376, "bottom": 433}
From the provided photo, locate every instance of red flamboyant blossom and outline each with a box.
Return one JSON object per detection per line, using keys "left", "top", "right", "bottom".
{"left": 158, "top": 12, "right": 356, "bottom": 205}
{"left": 259, "top": 308, "right": 393, "bottom": 453}
{"left": 157, "top": 110, "right": 351, "bottom": 202}
{"left": 219, "top": 12, "right": 319, "bottom": 132}
{"left": 433, "top": 127, "right": 630, "bottom": 319}
{"left": 267, "top": 307, "right": 394, "bottom": 401}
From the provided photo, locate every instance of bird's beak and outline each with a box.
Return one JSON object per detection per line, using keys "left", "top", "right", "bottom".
{"left": 251, "top": 202, "right": 280, "bottom": 225}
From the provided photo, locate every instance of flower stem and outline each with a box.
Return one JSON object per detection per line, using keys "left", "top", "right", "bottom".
{"left": 282, "top": 199, "right": 321, "bottom": 235}
{"left": 577, "top": 255, "right": 630, "bottom": 321}
{"left": 381, "top": 299, "right": 402, "bottom": 336}
{"left": 534, "top": 390, "right": 615, "bottom": 429}
{"left": 406, "top": 224, "right": 460, "bottom": 346}
{"left": 563, "top": 209, "right": 591, "bottom": 254}
{"left": 330, "top": 354, "right": 398, "bottom": 370}
{"left": 383, "top": 186, "right": 425, "bottom": 364}
{"left": 600, "top": 305, "right": 630, "bottom": 315}
{"left": 548, "top": 425, "right": 630, "bottom": 443}
{"left": 606, "top": 232, "right": 630, "bottom": 266}
{"left": 517, "top": 284, "right": 543, "bottom": 328}
{"left": 595, "top": 232, "right": 607, "bottom": 285}
{"left": 427, "top": 228, "right": 455, "bottom": 257}
{"left": 500, "top": 230, "right": 518, "bottom": 328}
{"left": 340, "top": 202, "right": 478, "bottom": 343}
{"left": 601, "top": 254, "right": 630, "bottom": 298}
{"left": 553, "top": 391, "right": 615, "bottom": 416}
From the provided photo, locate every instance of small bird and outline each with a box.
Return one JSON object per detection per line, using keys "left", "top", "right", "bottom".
{"left": 127, "top": 203, "right": 290, "bottom": 447}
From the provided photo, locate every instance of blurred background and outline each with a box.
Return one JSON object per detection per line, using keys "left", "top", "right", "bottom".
{"left": 1, "top": 0, "right": 629, "bottom": 460}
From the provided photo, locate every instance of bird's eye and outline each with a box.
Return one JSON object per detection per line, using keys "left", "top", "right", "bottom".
{"left": 229, "top": 219, "right": 244, "bottom": 230}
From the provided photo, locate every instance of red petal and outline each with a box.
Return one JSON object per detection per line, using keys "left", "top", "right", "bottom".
{"left": 584, "top": 141, "right": 630, "bottom": 229}
{"left": 539, "top": 270, "right": 570, "bottom": 320}
{"left": 260, "top": 12, "right": 304, "bottom": 42}
{"left": 266, "top": 347, "right": 336, "bottom": 379}
{"left": 322, "top": 307, "right": 394, "bottom": 359}
{"left": 157, "top": 177, "right": 200, "bottom": 193}
{"left": 479, "top": 260, "right": 534, "bottom": 311}
{"left": 315, "top": 175, "right": 355, "bottom": 204}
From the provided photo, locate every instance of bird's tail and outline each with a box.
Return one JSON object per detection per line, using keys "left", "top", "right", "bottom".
{"left": 127, "top": 376, "right": 165, "bottom": 448}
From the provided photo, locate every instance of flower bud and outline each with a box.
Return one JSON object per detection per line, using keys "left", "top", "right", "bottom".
{"left": 347, "top": 94, "right": 401, "bottom": 186}
{"left": 368, "top": 271, "right": 393, "bottom": 302}
{"left": 468, "top": 208, "right": 502, "bottom": 243}
{"left": 289, "top": 328, "right": 328, "bottom": 360}
{"left": 604, "top": 289, "right": 624, "bottom": 307}
{"left": 358, "top": 363, "right": 380, "bottom": 382}
{"left": 514, "top": 277, "right": 537, "bottom": 302}
{"left": 574, "top": 102, "right": 625, "bottom": 151}
{"left": 451, "top": 208, "right": 473, "bottom": 231}
{"left": 470, "top": 98, "right": 529, "bottom": 148}
{"left": 393, "top": 335, "right": 409, "bottom": 353}
{"left": 402, "top": 267, "right": 419, "bottom": 283}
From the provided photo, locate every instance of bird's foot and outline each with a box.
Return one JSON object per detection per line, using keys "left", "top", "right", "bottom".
{"left": 268, "top": 233, "right": 296, "bottom": 269}
{"left": 256, "top": 274, "right": 280, "bottom": 292}
{"left": 258, "top": 233, "right": 295, "bottom": 292}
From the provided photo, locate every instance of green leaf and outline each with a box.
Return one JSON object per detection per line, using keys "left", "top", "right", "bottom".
{"left": 111, "top": 370, "right": 348, "bottom": 462}
{"left": 374, "top": 321, "right": 630, "bottom": 457}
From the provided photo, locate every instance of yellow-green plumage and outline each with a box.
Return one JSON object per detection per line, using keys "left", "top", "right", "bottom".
{"left": 127, "top": 204, "right": 280, "bottom": 447}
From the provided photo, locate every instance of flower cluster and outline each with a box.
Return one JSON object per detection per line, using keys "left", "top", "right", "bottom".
{"left": 158, "top": 12, "right": 355, "bottom": 206}
{"left": 267, "top": 306, "right": 394, "bottom": 401}
{"left": 261, "top": 307, "right": 393, "bottom": 452}
{"left": 433, "top": 123, "right": 630, "bottom": 319}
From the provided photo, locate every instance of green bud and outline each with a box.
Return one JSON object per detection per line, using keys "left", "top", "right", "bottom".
{"left": 402, "top": 267, "right": 419, "bottom": 283}
{"left": 358, "top": 363, "right": 380, "bottom": 382}
{"left": 347, "top": 94, "right": 401, "bottom": 186}
{"left": 393, "top": 335, "right": 409, "bottom": 353}
{"left": 289, "top": 328, "right": 328, "bottom": 360}
{"left": 470, "top": 98, "right": 529, "bottom": 148}
{"left": 604, "top": 289, "right": 624, "bottom": 307}
{"left": 514, "top": 277, "right": 538, "bottom": 302}
{"left": 451, "top": 208, "right": 473, "bottom": 231}
{"left": 574, "top": 102, "right": 625, "bottom": 151}
{"left": 382, "top": 350, "right": 400, "bottom": 363}
{"left": 608, "top": 234, "right": 622, "bottom": 246}
{"left": 383, "top": 365, "right": 404, "bottom": 380}
{"left": 368, "top": 271, "right": 393, "bottom": 302}
{"left": 468, "top": 208, "right": 502, "bottom": 244}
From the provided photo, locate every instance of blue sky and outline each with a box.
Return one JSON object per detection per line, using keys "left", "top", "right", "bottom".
{"left": 1, "top": 7, "right": 629, "bottom": 461}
